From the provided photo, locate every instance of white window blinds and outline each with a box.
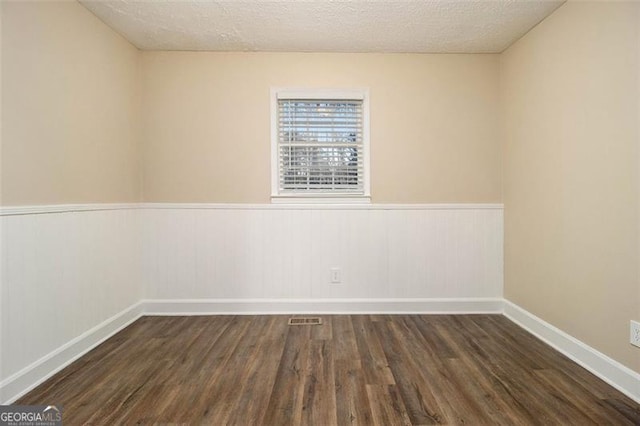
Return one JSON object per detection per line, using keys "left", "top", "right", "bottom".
{"left": 277, "top": 98, "right": 364, "bottom": 194}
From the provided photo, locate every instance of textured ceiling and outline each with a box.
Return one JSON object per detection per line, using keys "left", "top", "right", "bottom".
{"left": 79, "top": 0, "right": 565, "bottom": 53}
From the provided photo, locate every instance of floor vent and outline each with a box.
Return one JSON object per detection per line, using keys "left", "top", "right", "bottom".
{"left": 288, "top": 317, "right": 322, "bottom": 326}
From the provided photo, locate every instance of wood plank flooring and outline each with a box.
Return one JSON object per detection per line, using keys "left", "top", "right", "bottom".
{"left": 18, "top": 315, "right": 640, "bottom": 425}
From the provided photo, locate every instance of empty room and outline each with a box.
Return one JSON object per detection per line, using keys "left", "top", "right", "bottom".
{"left": 1, "top": 0, "right": 639, "bottom": 424}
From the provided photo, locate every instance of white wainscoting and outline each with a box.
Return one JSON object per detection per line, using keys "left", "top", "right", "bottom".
{"left": 6, "top": 202, "right": 640, "bottom": 406}
{"left": 0, "top": 206, "right": 143, "bottom": 403}
{"left": 3, "top": 203, "right": 640, "bottom": 405}
{"left": 140, "top": 204, "right": 504, "bottom": 301}
{"left": 0, "top": 203, "right": 504, "bottom": 404}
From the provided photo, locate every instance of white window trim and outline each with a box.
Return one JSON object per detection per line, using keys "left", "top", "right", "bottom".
{"left": 270, "top": 88, "right": 371, "bottom": 204}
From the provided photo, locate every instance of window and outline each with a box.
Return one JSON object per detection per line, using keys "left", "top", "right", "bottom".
{"left": 271, "top": 89, "right": 370, "bottom": 202}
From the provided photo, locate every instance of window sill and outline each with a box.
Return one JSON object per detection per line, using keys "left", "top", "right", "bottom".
{"left": 270, "top": 195, "right": 371, "bottom": 205}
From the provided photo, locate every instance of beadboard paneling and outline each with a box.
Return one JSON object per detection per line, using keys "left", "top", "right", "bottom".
{"left": 141, "top": 205, "right": 503, "bottom": 300}
{"left": 0, "top": 209, "right": 142, "bottom": 392}
{"left": 1, "top": 203, "right": 503, "bottom": 403}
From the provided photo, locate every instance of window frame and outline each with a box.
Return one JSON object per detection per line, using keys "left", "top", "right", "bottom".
{"left": 270, "top": 88, "right": 371, "bottom": 204}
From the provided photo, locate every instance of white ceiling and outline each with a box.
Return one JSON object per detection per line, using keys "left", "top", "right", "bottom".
{"left": 80, "top": 0, "right": 565, "bottom": 53}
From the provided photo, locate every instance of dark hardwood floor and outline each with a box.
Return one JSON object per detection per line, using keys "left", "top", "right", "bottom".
{"left": 18, "top": 315, "right": 640, "bottom": 425}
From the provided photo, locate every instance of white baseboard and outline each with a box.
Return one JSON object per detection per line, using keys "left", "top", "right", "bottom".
{"left": 0, "top": 301, "right": 144, "bottom": 405}
{"left": 503, "top": 300, "right": 640, "bottom": 404}
{"left": 142, "top": 297, "right": 504, "bottom": 315}
{"left": 5, "top": 298, "right": 638, "bottom": 408}
{"left": 0, "top": 297, "right": 499, "bottom": 405}
{"left": 0, "top": 297, "right": 500, "bottom": 403}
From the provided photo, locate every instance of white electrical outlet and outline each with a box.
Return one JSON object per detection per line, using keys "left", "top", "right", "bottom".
{"left": 330, "top": 267, "right": 341, "bottom": 283}
{"left": 631, "top": 320, "right": 640, "bottom": 348}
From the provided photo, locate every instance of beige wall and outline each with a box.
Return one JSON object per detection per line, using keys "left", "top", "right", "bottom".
{"left": 1, "top": 1, "right": 141, "bottom": 205}
{"left": 141, "top": 52, "right": 502, "bottom": 203}
{"left": 501, "top": 1, "right": 640, "bottom": 373}
{"left": 3, "top": 4, "right": 502, "bottom": 205}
